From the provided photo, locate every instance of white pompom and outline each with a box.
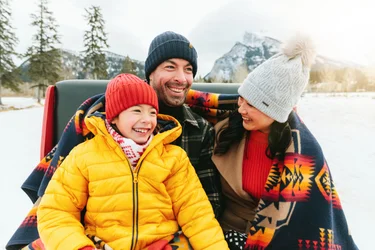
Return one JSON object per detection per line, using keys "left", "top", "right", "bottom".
{"left": 282, "top": 33, "right": 316, "bottom": 68}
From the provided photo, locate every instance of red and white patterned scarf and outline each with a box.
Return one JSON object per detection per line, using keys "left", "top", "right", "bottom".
{"left": 105, "top": 119, "right": 153, "bottom": 169}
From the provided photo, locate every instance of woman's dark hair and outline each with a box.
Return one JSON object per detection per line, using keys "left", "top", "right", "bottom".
{"left": 214, "top": 110, "right": 245, "bottom": 155}
{"left": 214, "top": 109, "right": 292, "bottom": 159}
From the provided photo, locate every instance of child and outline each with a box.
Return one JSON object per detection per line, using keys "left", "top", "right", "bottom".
{"left": 37, "top": 74, "right": 228, "bottom": 250}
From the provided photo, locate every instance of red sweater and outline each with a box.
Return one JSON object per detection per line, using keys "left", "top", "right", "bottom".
{"left": 242, "top": 130, "right": 273, "bottom": 200}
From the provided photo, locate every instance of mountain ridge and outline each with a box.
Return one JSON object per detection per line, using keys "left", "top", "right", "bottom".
{"left": 204, "top": 32, "right": 362, "bottom": 83}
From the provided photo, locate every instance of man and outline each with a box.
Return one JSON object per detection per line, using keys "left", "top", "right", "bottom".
{"left": 145, "top": 31, "right": 222, "bottom": 217}
{"left": 6, "top": 31, "right": 222, "bottom": 249}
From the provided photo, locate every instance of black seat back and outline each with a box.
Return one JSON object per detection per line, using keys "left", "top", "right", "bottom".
{"left": 55, "top": 80, "right": 240, "bottom": 144}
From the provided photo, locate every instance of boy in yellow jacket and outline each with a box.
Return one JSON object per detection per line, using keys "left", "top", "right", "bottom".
{"left": 37, "top": 74, "right": 228, "bottom": 250}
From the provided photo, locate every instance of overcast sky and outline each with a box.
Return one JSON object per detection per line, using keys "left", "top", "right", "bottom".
{"left": 9, "top": 0, "right": 375, "bottom": 76}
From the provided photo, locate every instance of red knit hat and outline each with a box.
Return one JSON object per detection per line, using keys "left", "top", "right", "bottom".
{"left": 105, "top": 74, "right": 159, "bottom": 121}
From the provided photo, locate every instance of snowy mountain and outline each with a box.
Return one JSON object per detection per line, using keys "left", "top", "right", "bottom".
{"left": 17, "top": 32, "right": 362, "bottom": 86}
{"left": 204, "top": 32, "right": 361, "bottom": 83}
{"left": 203, "top": 32, "right": 280, "bottom": 83}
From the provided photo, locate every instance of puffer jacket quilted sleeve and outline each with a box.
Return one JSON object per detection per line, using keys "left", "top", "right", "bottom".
{"left": 37, "top": 146, "right": 95, "bottom": 250}
{"left": 166, "top": 149, "right": 229, "bottom": 249}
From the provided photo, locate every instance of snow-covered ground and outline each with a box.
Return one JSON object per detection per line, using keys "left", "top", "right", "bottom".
{"left": 298, "top": 93, "right": 375, "bottom": 250}
{"left": 0, "top": 97, "right": 44, "bottom": 110}
{"left": 1, "top": 94, "right": 374, "bottom": 249}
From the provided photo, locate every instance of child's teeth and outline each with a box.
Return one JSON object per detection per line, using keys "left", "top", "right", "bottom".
{"left": 135, "top": 129, "right": 147, "bottom": 133}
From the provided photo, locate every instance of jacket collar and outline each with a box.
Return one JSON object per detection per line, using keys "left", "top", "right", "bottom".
{"left": 212, "top": 118, "right": 252, "bottom": 200}
{"left": 181, "top": 104, "right": 200, "bottom": 129}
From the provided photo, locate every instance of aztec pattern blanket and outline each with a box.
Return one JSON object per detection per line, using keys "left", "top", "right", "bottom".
{"left": 242, "top": 112, "right": 358, "bottom": 250}
{"left": 6, "top": 89, "right": 238, "bottom": 250}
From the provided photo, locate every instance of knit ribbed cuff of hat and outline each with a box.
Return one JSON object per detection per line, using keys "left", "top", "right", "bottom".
{"left": 145, "top": 40, "right": 197, "bottom": 80}
{"left": 238, "top": 82, "right": 291, "bottom": 123}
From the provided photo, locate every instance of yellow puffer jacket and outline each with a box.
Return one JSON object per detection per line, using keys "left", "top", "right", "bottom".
{"left": 37, "top": 113, "right": 228, "bottom": 250}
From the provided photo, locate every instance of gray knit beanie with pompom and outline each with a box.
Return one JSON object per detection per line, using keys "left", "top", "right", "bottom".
{"left": 238, "top": 34, "right": 317, "bottom": 123}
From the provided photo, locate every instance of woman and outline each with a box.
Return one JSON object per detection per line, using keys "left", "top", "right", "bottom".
{"left": 213, "top": 35, "right": 358, "bottom": 250}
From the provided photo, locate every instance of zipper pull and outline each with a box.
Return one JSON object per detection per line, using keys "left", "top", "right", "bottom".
{"left": 133, "top": 173, "right": 138, "bottom": 183}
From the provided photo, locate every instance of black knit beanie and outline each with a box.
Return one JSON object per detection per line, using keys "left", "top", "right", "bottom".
{"left": 145, "top": 31, "right": 198, "bottom": 82}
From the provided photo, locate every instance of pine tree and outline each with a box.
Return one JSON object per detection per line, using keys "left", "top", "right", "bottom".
{"left": 0, "top": 0, "right": 20, "bottom": 105}
{"left": 26, "top": 0, "right": 62, "bottom": 103}
{"left": 194, "top": 74, "right": 202, "bottom": 83}
{"left": 82, "top": 6, "right": 109, "bottom": 80}
{"left": 121, "top": 55, "right": 136, "bottom": 75}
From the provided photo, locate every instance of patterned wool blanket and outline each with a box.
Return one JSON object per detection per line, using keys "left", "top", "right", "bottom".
{"left": 242, "top": 112, "right": 358, "bottom": 250}
{"left": 6, "top": 89, "right": 238, "bottom": 250}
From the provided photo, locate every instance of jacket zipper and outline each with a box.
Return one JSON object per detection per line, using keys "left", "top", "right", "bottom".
{"left": 130, "top": 160, "right": 143, "bottom": 250}
{"left": 98, "top": 122, "right": 151, "bottom": 249}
